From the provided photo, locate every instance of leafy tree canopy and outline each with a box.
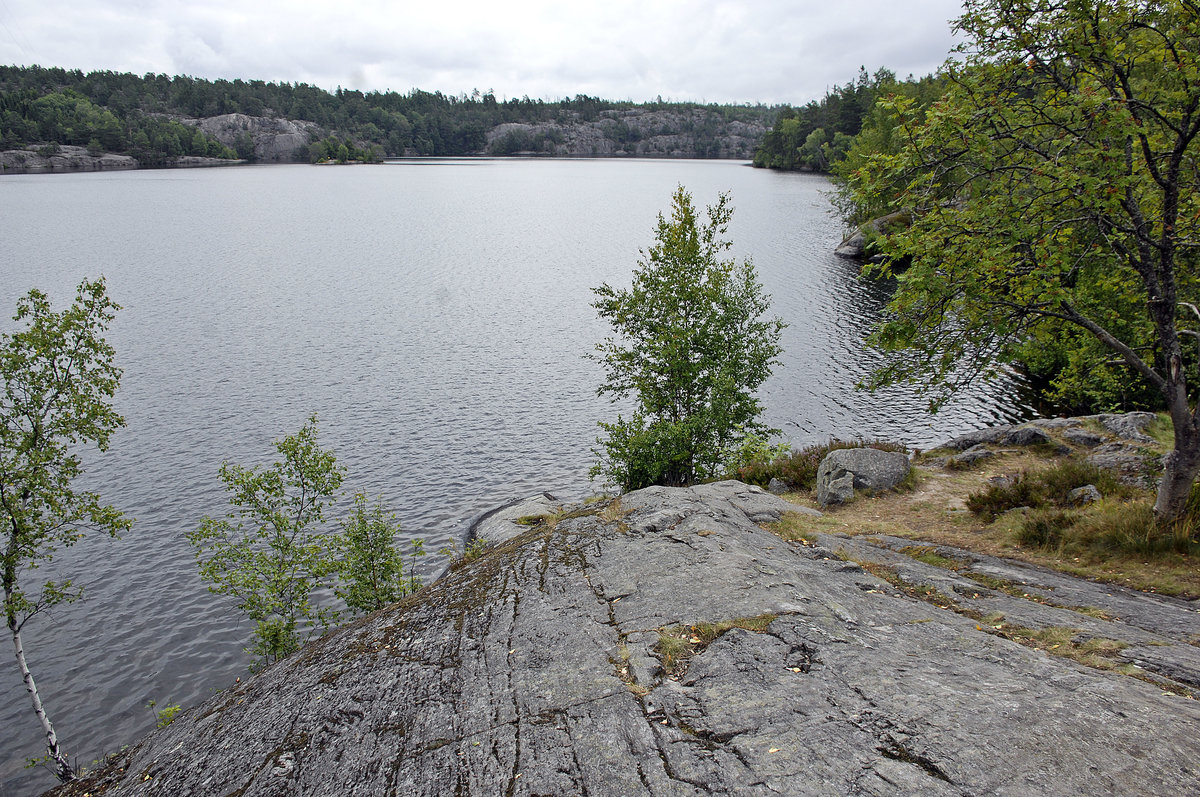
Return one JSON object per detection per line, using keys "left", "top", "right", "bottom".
{"left": 843, "top": 0, "right": 1200, "bottom": 522}
{"left": 591, "top": 187, "right": 785, "bottom": 491}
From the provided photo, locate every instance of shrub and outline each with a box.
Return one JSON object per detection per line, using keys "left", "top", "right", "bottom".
{"left": 967, "top": 460, "right": 1128, "bottom": 521}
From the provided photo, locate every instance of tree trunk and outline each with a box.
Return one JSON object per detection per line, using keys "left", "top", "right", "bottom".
{"left": 1153, "top": 404, "right": 1200, "bottom": 524}
{"left": 8, "top": 615, "right": 74, "bottom": 783}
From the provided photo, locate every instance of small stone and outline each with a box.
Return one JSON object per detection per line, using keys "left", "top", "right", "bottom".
{"left": 1068, "top": 484, "right": 1102, "bottom": 505}
{"left": 948, "top": 444, "right": 994, "bottom": 468}
{"left": 767, "top": 477, "right": 789, "bottom": 495}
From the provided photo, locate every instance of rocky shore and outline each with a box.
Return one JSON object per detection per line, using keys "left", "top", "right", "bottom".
{"left": 0, "top": 145, "right": 242, "bottom": 175}
{"left": 52, "top": 473, "right": 1200, "bottom": 796}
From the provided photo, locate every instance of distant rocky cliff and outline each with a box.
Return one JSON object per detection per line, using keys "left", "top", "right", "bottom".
{"left": 181, "top": 113, "right": 321, "bottom": 163}
{"left": 0, "top": 145, "right": 137, "bottom": 174}
{"left": 485, "top": 108, "right": 766, "bottom": 159}
{"left": 52, "top": 480, "right": 1200, "bottom": 796}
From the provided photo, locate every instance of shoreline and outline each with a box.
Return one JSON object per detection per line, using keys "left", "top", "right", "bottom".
{"left": 0, "top": 145, "right": 246, "bottom": 175}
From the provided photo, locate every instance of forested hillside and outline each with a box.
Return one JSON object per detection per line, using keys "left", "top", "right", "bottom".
{"left": 752, "top": 67, "right": 944, "bottom": 173}
{"left": 0, "top": 65, "right": 776, "bottom": 165}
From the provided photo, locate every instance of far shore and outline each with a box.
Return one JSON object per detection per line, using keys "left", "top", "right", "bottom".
{"left": 0, "top": 145, "right": 246, "bottom": 175}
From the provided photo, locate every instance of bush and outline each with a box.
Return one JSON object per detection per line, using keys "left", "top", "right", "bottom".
{"left": 966, "top": 460, "right": 1127, "bottom": 521}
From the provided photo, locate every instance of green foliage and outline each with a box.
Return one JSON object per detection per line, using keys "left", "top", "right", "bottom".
{"left": 307, "top": 135, "right": 384, "bottom": 164}
{"left": 591, "top": 187, "right": 785, "bottom": 490}
{"left": 723, "top": 433, "right": 791, "bottom": 478}
{"left": 733, "top": 438, "right": 907, "bottom": 491}
{"left": 147, "top": 700, "right": 181, "bottom": 729}
{"left": 188, "top": 415, "right": 345, "bottom": 670}
{"left": 755, "top": 67, "right": 940, "bottom": 173}
{"left": 336, "top": 494, "right": 424, "bottom": 614}
{"left": 1016, "top": 509, "right": 1077, "bottom": 549}
{"left": 1013, "top": 496, "right": 1200, "bottom": 562}
{"left": 842, "top": 0, "right": 1200, "bottom": 521}
{"left": 1, "top": 277, "right": 128, "bottom": 783}
{"left": 438, "top": 536, "right": 492, "bottom": 567}
{"left": 0, "top": 86, "right": 236, "bottom": 164}
{"left": 966, "top": 460, "right": 1127, "bottom": 522}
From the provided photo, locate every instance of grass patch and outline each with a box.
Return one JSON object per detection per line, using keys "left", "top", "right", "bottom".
{"left": 899, "top": 545, "right": 964, "bottom": 570}
{"left": 979, "top": 620, "right": 1135, "bottom": 673}
{"left": 1144, "top": 413, "right": 1175, "bottom": 449}
{"left": 653, "top": 614, "right": 777, "bottom": 677}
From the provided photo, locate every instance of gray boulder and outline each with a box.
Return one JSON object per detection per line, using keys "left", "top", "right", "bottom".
{"left": 1063, "top": 427, "right": 1106, "bottom": 448}
{"left": 1088, "top": 441, "right": 1157, "bottom": 486}
{"left": 767, "top": 477, "right": 789, "bottom": 495}
{"left": 1089, "top": 412, "right": 1158, "bottom": 444}
{"left": 947, "top": 444, "right": 994, "bottom": 468}
{"left": 816, "top": 447, "right": 910, "bottom": 506}
{"left": 1068, "top": 484, "right": 1103, "bottom": 505}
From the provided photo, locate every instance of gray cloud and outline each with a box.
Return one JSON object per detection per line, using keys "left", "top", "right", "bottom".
{"left": 0, "top": 0, "right": 966, "bottom": 104}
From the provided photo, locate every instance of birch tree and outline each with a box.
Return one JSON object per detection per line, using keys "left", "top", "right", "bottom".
{"left": 1, "top": 278, "right": 128, "bottom": 783}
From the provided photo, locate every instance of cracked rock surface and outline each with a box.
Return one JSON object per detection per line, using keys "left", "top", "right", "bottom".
{"left": 55, "top": 481, "right": 1200, "bottom": 796}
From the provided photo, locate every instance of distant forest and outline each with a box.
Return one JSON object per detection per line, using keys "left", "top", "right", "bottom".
{"left": 0, "top": 65, "right": 778, "bottom": 165}
{"left": 752, "top": 67, "right": 945, "bottom": 172}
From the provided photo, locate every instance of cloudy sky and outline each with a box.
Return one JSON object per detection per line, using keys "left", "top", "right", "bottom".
{"left": 0, "top": 1, "right": 966, "bottom": 106}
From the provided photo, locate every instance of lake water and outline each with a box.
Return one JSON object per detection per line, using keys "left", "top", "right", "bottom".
{"left": 0, "top": 159, "right": 1034, "bottom": 794}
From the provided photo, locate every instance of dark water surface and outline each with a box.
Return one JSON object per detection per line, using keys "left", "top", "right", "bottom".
{"left": 0, "top": 159, "right": 1033, "bottom": 794}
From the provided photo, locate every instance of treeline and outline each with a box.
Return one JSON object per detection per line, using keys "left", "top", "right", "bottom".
{"left": 0, "top": 65, "right": 774, "bottom": 160}
{"left": 752, "top": 67, "right": 944, "bottom": 173}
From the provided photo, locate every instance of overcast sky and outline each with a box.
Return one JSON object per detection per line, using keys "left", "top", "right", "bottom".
{"left": 0, "top": 1, "right": 966, "bottom": 106}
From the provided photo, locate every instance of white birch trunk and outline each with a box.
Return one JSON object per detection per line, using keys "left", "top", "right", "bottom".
{"left": 9, "top": 618, "right": 74, "bottom": 782}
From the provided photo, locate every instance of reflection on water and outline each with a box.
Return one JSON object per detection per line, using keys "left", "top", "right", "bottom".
{"left": 0, "top": 160, "right": 1033, "bottom": 795}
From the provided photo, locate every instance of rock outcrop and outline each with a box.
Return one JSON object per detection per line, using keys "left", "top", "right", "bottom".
{"left": 180, "top": 113, "right": 321, "bottom": 162}
{"left": 54, "top": 480, "right": 1200, "bottom": 796}
{"left": 0, "top": 145, "right": 137, "bottom": 174}
{"left": 935, "top": 413, "right": 1161, "bottom": 486}
{"left": 833, "top": 209, "right": 913, "bottom": 260}
{"left": 0, "top": 145, "right": 243, "bottom": 174}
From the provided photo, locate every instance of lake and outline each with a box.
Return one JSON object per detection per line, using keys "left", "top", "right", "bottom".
{"left": 0, "top": 159, "right": 1033, "bottom": 794}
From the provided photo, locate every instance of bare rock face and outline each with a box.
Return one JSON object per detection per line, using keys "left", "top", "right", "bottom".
{"left": 54, "top": 481, "right": 1200, "bottom": 797}
{"left": 184, "top": 113, "right": 320, "bottom": 162}
{"left": 833, "top": 209, "right": 913, "bottom": 260}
